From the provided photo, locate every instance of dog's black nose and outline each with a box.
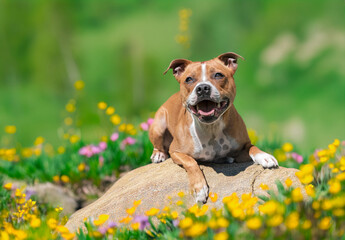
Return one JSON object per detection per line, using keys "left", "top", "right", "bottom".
{"left": 196, "top": 84, "right": 211, "bottom": 97}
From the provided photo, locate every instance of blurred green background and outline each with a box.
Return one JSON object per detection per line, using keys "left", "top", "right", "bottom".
{"left": 0, "top": 0, "right": 344, "bottom": 151}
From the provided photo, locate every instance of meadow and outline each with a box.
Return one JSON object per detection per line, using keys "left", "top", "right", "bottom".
{"left": 1, "top": 1, "right": 345, "bottom": 239}
{"left": 1, "top": 82, "right": 344, "bottom": 239}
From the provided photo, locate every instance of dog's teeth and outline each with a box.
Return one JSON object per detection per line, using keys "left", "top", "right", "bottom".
{"left": 196, "top": 105, "right": 199, "bottom": 111}
{"left": 217, "top": 103, "right": 221, "bottom": 108}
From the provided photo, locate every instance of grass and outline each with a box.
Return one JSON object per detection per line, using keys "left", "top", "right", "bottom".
{"left": 1, "top": 80, "right": 344, "bottom": 239}
{"left": 0, "top": 138, "right": 344, "bottom": 239}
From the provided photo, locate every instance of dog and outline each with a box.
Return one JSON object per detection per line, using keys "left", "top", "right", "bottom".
{"left": 149, "top": 52, "right": 278, "bottom": 203}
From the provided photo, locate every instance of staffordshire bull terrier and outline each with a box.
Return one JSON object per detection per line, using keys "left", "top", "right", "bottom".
{"left": 149, "top": 52, "right": 278, "bottom": 203}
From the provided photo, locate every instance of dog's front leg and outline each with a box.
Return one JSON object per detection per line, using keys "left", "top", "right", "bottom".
{"left": 170, "top": 152, "right": 209, "bottom": 203}
{"left": 249, "top": 145, "right": 279, "bottom": 168}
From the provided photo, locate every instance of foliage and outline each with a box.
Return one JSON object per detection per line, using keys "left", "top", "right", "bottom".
{"left": 1, "top": 138, "right": 345, "bottom": 239}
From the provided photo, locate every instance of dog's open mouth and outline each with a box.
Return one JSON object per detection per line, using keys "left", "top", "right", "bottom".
{"left": 188, "top": 98, "right": 230, "bottom": 123}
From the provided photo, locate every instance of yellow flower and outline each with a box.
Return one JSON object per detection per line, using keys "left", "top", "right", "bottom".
{"left": 188, "top": 204, "right": 209, "bottom": 217}
{"left": 302, "top": 219, "right": 312, "bottom": 229}
{"left": 55, "top": 207, "right": 63, "bottom": 213}
{"left": 333, "top": 208, "right": 345, "bottom": 217}
{"left": 178, "top": 191, "right": 185, "bottom": 198}
{"left": 171, "top": 211, "right": 178, "bottom": 219}
{"left": 312, "top": 201, "right": 320, "bottom": 210}
{"left": 322, "top": 200, "right": 333, "bottom": 210}
{"left": 259, "top": 200, "right": 279, "bottom": 216}
{"left": 56, "top": 225, "right": 69, "bottom": 233}
{"left": 282, "top": 142, "right": 293, "bottom": 152}
{"left": 209, "top": 192, "right": 218, "bottom": 202}
{"left": 214, "top": 231, "right": 229, "bottom": 240}
{"left": 292, "top": 187, "right": 303, "bottom": 202}
{"left": 106, "top": 106, "right": 115, "bottom": 115}
{"left": 30, "top": 217, "right": 41, "bottom": 228}
{"left": 176, "top": 200, "right": 184, "bottom": 206}
{"left": 47, "top": 218, "right": 57, "bottom": 229}
{"left": 74, "top": 80, "right": 84, "bottom": 90}
{"left": 333, "top": 139, "right": 340, "bottom": 147}
{"left": 285, "top": 178, "right": 293, "bottom": 187}
{"left": 119, "top": 215, "right": 132, "bottom": 224}
{"left": 246, "top": 216, "right": 262, "bottom": 230}
{"left": 119, "top": 123, "right": 126, "bottom": 132}
{"left": 13, "top": 230, "right": 27, "bottom": 240}
{"left": 4, "top": 125, "right": 16, "bottom": 134}
{"left": 61, "top": 233, "right": 75, "bottom": 240}
{"left": 61, "top": 175, "right": 70, "bottom": 183}
{"left": 3, "top": 182, "right": 12, "bottom": 191}
{"left": 133, "top": 199, "right": 142, "bottom": 207}
{"left": 260, "top": 183, "right": 269, "bottom": 190}
{"left": 110, "top": 114, "right": 121, "bottom": 125}
{"left": 336, "top": 172, "right": 345, "bottom": 181}
{"left": 131, "top": 222, "right": 140, "bottom": 230}
{"left": 0, "top": 231, "right": 9, "bottom": 240}
{"left": 285, "top": 212, "right": 299, "bottom": 229}
{"left": 98, "top": 102, "right": 107, "bottom": 110}
{"left": 184, "top": 223, "right": 207, "bottom": 237}
{"left": 93, "top": 214, "right": 109, "bottom": 226}
{"left": 319, "top": 216, "right": 331, "bottom": 230}
{"left": 179, "top": 217, "right": 193, "bottom": 229}
{"left": 295, "top": 164, "right": 314, "bottom": 184}
{"left": 69, "top": 135, "right": 80, "bottom": 144}
{"left": 305, "top": 184, "right": 315, "bottom": 197}
{"left": 53, "top": 175, "right": 60, "bottom": 183}
{"left": 21, "top": 148, "right": 33, "bottom": 158}
{"left": 267, "top": 214, "right": 283, "bottom": 227}
{"left": 77, "top": 163, "right": 86, "bottom": 172}
{"left": 274, "top": 149, "right": 287, "bottom": 162}
{"left": 64, "top": 117, "right": 73, "bottom": 126}
{"left": 65, "top": 103, "right": 76, "bottom": 112}
{"left": 34, "top": 136, "right": 45, "bottom": 146}
{"left": 248, "top": 129, "right": 258, "bottom": 145}
{"left": 217, "top": 217, "right": 230, "bottom": 228}
{"left": 329, "top": 180, "right": 341, "bottom": 194}
{"left": 145, "top": 208, "right": 160, "bottom": 216}
{"left": 126, "top": 207, "right": 136, "bottom": 215}
{"left": 284, "top": 198, "right": 292, "bottom": 205}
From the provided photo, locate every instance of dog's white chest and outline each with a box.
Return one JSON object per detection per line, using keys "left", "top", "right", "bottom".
{"left": 189, "top": 119, "right": 239, "bottom": 161}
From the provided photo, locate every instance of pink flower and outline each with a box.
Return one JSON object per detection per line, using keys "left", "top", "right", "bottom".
{"left": 291, "top": 152, "right": 303, "bottom": 163}
{"left": 140, "top": 122, "right": 149, "bottom": 131}
{"left": 147, "top": 118, "right": 154, "bottom": 126}
{"left": 110, "top": 132, "right": 119, "bottom": 141}
{"left": 120, "top": 137, "right": 137, "bottom": 150}
{"left": 126, "top": 137, "right": 136, "bottom": 145}
{"left": 79, "top": 145, "right": 94, "bottom": 158}
{"left": 99, "top": 141, "right": 107, "bottom": 151}
{"left": 79, "top": 144, "right": 104, "bottom": 158}
{"left": 140, "top": 118, "right": 154, "bottom": 131}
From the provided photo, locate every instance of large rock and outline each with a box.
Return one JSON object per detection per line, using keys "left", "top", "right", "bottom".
{"left": 66, "top": 159, "right": 302, "bottom": 232}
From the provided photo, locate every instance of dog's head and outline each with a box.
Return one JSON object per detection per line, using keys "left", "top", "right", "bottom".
{"left": 164, "top": 52, "right": 243, "bottom": 124}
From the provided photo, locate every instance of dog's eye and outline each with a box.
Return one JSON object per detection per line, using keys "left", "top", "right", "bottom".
{"left": 214, "top": 72, "right": 224, "bottom": 79}
{"left": 185, "top": 77, "right": 194, "bottom": 84}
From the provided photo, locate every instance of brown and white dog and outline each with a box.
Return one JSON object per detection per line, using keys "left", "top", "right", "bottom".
{"left": 149, "top": 52, "right": 278, "bottom": 203}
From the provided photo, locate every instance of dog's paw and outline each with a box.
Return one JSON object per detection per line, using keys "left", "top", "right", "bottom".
{"left": 194, "top": 185, "right": 209, "bottom": 204}
{"left": 251, "top": 152, "right": 279, "bottom": 168}
{"left": 150, "top": 149, "right": 168, "bottom": 163}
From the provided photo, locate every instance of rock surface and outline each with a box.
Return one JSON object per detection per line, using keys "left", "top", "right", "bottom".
{"left": 66, "top": 159, "right": 303, "bottom": 232}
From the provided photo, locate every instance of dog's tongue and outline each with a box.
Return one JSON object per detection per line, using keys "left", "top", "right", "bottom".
{"left": 197, "top": 100, "right": 216, "bottom": 116}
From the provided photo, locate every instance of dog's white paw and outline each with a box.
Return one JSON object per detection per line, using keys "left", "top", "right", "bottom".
{"left": 251, "top": 152, "right": 279, "bottom": 168}
{"left": 194, "top": 185, "right": 209, "bottom": 204}
{"left": 150, "top": 150, "right": 168, "bottom": 163}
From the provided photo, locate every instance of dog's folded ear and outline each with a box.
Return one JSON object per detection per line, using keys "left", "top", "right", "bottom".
{"left": 217, "top": 52, "right": 244, "bottom": 74}
{"left": 164, "top": 59, "right": 192, "bottom": 77}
